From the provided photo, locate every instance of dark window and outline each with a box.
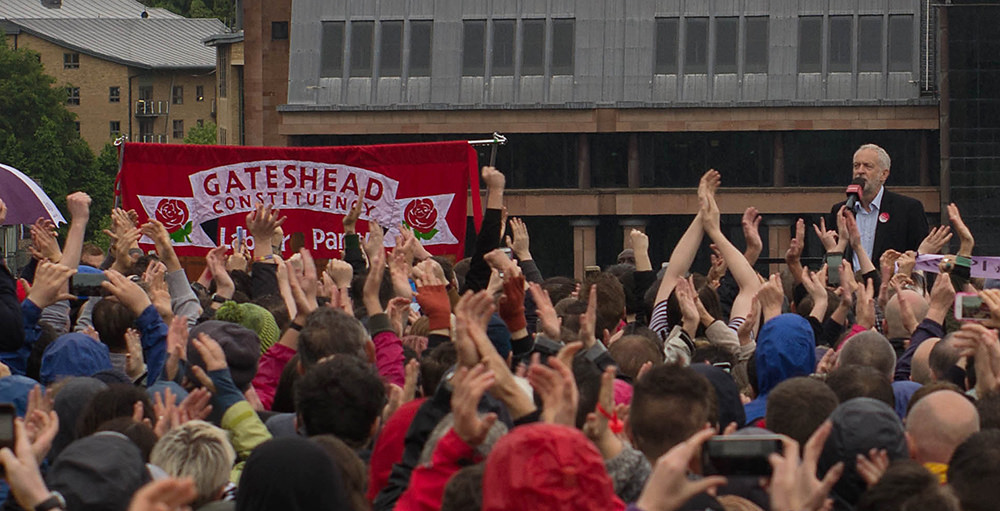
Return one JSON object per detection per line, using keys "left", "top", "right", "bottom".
{"left": 715, "top": 17, "right": 738, "bottom": 73}
{"left": 66, "top": 87, "right": 80, "bottom": 105}
{"left": 551, "top": 19, "right": 574, "bottom": 75}
{"left": 380, "top": 20, "right": 403, "bottom": 77}
{"left": 798, "top": 16, "right": 822, "bottom": 72}
{"left": 829, "top": 16, "right": 853, "bottom": 72}
{"left": 350, "top": 21, "right": 374, "bottom": 77}
{"left": 139, "top": 85, "right": 152, "bottom": 101}
{"left": 197, "top": 119, "right": 204, "bottom": 127}
{"left": 218, "top": 48, "right": 228, "bottom": 97}
{"left": 684, "top": 17, "right": 708, "bottom": 74}
{"left": 463, "top": 20, "right": 486, "bottom": 76}
{"left": 639, "top": 132, "right": 773, "bottom": 187}
{"left": 196, "top": 85, "right": 204, "bottom": 101}
{"left": 172, "top": 120, "right": 184, "bottom": 139}
{"left": 409, "top": 20, "right": 432, "bottom": 77}
{"left": 888, "top": 15, "right": 913, "bottom": 72}
{"left": 74, "top": 122, "right": 80, "bottom": 134}
{"left": 320, "top": 21, "right": 345, "bottom": 78}
{"left": 172, "top": 86, "right": 183, "bottom": 105}
{"left": 654, "top": 18, "right": 679, "bottom": 74}
{"left": 492, "top": 19, "right": 515, "bottom": 76}
{"left": 858, "top": 15, "right": 882, "bottom": 72}
{"left": 109, "top": 121, "right": 121, "bottom": 138}
{"left": 109, "top": 86, "right": 120, "bottom": 103}
{"left": 744, "top": 17, "right": 768, "bottom": 73}
{"left": 63, "top": 53, "right": 79, "bottom": 69}
{"left": 271, "top": 21, "right": 289, "bottom": 40}
{"left": 591, "top": 134, "right": 630, "bottom": 187}
{"left": 521, "top": 19, "right": 545, "bottom": 75}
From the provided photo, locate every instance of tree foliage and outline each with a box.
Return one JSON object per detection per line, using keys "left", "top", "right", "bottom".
{"left": 140, "top": 0, "right": 235, "bottom": 25}
{"left": 183, "top": 121, "right": 217, "bottom": 145}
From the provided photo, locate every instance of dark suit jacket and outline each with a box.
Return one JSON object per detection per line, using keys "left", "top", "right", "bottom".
{"left": 828, "top": 189, "right": 929, "bottom": 266}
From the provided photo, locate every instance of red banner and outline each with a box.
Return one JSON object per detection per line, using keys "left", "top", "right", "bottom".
{"left": 116, "top": 141, "right": 480, "bottom": 259}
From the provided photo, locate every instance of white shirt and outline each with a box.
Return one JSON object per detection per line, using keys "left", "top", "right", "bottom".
{"left": 853, "top": 186, "right": 884, "bottom": 270}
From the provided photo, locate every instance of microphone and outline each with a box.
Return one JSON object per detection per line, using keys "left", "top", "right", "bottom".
{"left": 845, "top": 178, "right": 864, "bottom": 211}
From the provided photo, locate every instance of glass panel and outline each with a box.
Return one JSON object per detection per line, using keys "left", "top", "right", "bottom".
{"left": 492, "top": 19, "right": 515, "bottom": 76}
{"left": 744, "top": 17, "right": 768, "bottom": 73}
{"left": 552, "top": 19, "right": 575, "bottom": 75}
{"left": 320, "top": 21, "right": 345, "bottom": 78}
{"left": 350, "top": 21, "right": 374, "bottom": 77}
{"left": 888, "top": 15, "right": 913, "bottom": 72}
{"left": 715, "top": 17, "right": 738, "bottom": 73}
{"left": 858, "top": 15, "right": 882, "bottom": 72}
{"left": 380, "top": 21, "right": 402, "bottom": 77}
{"left": 798, "top": 16, "right": 822, "bottom": 72}
{"left": 685, "top": 17, "right": 708, "bottom": 74}
{"left": 655, "top": 18, "right": 678, "bottom": 74}
{"left": 410, "top": 21, "right": 432, "bottom": 77}
{"left": 463, "top": 20, "right": 486, "bottom": 76}
{"left": 829, "top": 16, "right": 852, "bottom": 72}
{"left": 521, "top": 19, "right": 544, "bottom": 75}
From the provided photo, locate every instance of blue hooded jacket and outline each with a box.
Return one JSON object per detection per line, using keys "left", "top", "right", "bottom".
{"left": 744, "top": 314, "right": 816, "bottom": 424}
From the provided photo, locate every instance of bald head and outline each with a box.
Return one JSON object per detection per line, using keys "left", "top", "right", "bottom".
{"left": 905, "top": 390, "right": 979, "bottom": 464}
{"left": 910, "top": 338, "right": 940, "bottom": 384}
{"left": 884, "top": 290, "right": 929, "bottom": 339}
{"left": 838, "top": 331, "right": 897, "bottom": 381}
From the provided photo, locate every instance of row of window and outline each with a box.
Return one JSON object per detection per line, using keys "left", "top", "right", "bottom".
{"left": 64, "top": 86, "right": 205, "bottom": 105}
{"left": 462, "top": 19, "right": 575, "bottom": 77}
{"left": 321, "top": 20, "right": 432, "bottom": 78}
{"left": 655, "top": 17, "right": 768, "bottom": 74}
{"left": 798, "top": 15, "right": 913, "bottom": 73}
{"left": 105, "top": 120, "right": 203, "bottom": 139}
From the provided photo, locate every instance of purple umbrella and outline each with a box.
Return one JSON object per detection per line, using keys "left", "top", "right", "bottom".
{"left": 0, "top": 163, "right": 66, "bottom": 226}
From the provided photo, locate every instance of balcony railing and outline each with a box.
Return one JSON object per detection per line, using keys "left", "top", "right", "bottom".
{"left": 135, "top": 100, "right": 169, "bottom": 116}
{"left": 136, "top": 134, "right": 167, "bottom": 143}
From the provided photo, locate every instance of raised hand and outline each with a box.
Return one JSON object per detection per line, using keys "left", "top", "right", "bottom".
{"left": 918, "top": 225, "right": 953, "bottom": 255}
{"left": 342, "top": 197, "right": 363, "bottom": 235}
{"left": 450, "top": 364, "right": 499, "bottom": 446}
{"left": 528, "top": 282, "right": 561, "bottom": 340}
{"left": 246, "top": 203, "right": 287, "bottom": 260}
{"left": 813, "top": 217, "right": 840, "bottom": 253}
{"left": 505, "top": 217, "right": 532, "bottom": 261}
{"left": 25, "top": 261, "right": 76, "bottom": 309}
{"left": 635, "top": 428, "right": 728, "bottom": 511}
{"left": 101, "top": 269, "right": 152, "bottom": 315}
{"left": 947, "top": 203, "right": 974, "bottom": 256}
{"left": 66, "top": 191, "right": 91, "bottom": 223}
{"left": 527, "top": 352, "right": 579, "bottom": 427}
{"left": 742, "top": 206, "right": 763, "bottom": 263}
{"left": 768, "top": 420, "right": 843, "bottom": 511}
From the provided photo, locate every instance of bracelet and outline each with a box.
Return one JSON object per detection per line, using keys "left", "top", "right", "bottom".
{"left": 955, "top": 255, "right": 972, "bottom": 268}
{"left": 254, "top": 254, "right": 275, "bottom": 262}
{"left": 210, "top": 293, "right": 229, "bottom": 304}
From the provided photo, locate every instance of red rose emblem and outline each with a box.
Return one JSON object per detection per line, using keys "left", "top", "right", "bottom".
{"left": 404, "top": 199, "right": 438, "bottom": 233}
{"left": 154, "top": 199, "right": 189, "bottom": 231}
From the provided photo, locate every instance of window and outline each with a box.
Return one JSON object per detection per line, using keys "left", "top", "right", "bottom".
{"left": 462, "top": 20, "right": 486, "bottom": 76}
{"left": 409, "top": 20, "right": 432, "bottom": 77}
{"left": 196, "top": 85, "right": 204, "bottom": 102}
{"left": 829, "top": 16, "right": 852, "bottom": 72}
{"left": 74, "top": 122, "right": 80, "bottom": 134}
{"left": 491, "top": 20, "right": 515, "bottom": 76}
{"left": 320, "top": 21, "right": 345, "bottom": 78}
{"left": 858, "top": 16, "right": 882, "bottom": 72}
{"left": 380, "top": 21, "right": 403, "bottom": 77}
{"left": 109, "top": 121, "right": 121, "bottom": 138}
{"left": 109, "top": 86, "right": 120, "bottom": 103}
{"left": 350, "top": 21, "right": 374, "bottom": 77}
{"left": 715, "top": 17, "right": 738, "bottom": 73}
{"left": 654, "top": 18, "right": 679, "bottom": 74}
{"left": 172, "top": 120, "right": 184, "bottom": 139}
{"left": 271, "top": 21, "right": 289, "bottom": 40}
{"left": 66, "top": 87, "right": 80, "bottom": 105}
{"left": 684, "top": 17, "right": 708, "bottom": 74}
{"left": 798, "top": 16, "right": 822, "bottom": 72}
{"left": 551, "top": 19, "right": 574, "bottom": 75}
{"left": 888, "top": 15, "right": 913, "bottom": 72}
{"left": 139, "top": 85, "right": 152, "bottom": 101}
{"left": 744, "top": 17, "right": 768, "bottom": 73}
{"left": 521, "top": 19, "right": 545, "bottom": 75}
{"left": 63, "top": 53, "right": 79, "bottom": 69}
{"left": 172, "top": 86, "right": 183, "bottom": 105}
{"left": 197, "top": 119, "right": 204, "bottom": 127}
{"left": 219, "top": 47, "right": 228, "bottom": 97}
{"left": 219, "top": 127, "right": 227, "bottom": 145}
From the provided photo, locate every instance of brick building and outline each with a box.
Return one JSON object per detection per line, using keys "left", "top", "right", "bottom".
{"left": 1, "top": 0, "right": 224, "bottom": 152}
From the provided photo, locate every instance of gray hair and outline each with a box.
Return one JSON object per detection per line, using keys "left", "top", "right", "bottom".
{"left": 857, "top": 143, "right": 891, "bottom": 171}
{"left": 419, "top": 413, "right": 508, "bottom": 464}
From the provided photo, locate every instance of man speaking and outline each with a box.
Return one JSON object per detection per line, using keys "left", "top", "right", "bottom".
{"left": 829, "top": 144, "right": 929, "bottom": 268}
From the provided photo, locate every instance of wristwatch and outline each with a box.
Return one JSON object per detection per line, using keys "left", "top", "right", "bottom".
{"left": 211, "top": 293, "right": 229, "bottom": 304}
{"left": 34, "top": 492, "right": 66, "bottom": 511}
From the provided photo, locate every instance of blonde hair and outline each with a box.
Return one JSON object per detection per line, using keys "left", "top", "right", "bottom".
{"left": 150, "top": 420, "right": 236, "bottom": 507}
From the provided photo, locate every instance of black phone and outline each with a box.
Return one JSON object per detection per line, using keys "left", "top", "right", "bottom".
{"left": 702, "top": 434, "right": 783, "bottom": 476}
{"left": 70, "top": 273, "right": 109, "bottom": 297}
{"left": 826, "top": 253, "right": 843, "bottom": 287}
{"left": 0, "top": 403, "right": 15, "bottom": 451}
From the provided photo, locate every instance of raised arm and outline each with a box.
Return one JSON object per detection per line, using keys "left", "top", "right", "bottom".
{"left": 700, "top": 174, "right": 761, "bottom": 321}
{"left": 653, "top": 170, "right": 718, "bottom": 305}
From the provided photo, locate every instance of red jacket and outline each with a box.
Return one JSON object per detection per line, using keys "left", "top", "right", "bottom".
{"left": 395, "top": 429, "right": 482, "bottom": 511}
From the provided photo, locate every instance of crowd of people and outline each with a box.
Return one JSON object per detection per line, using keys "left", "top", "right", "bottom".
{"left": 0, "top": 145, "right": 996, "bottom": 511}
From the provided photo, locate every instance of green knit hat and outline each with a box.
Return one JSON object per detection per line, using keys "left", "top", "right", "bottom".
{"left": 215, "top": 301, "right": 280, "bottom": 353}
